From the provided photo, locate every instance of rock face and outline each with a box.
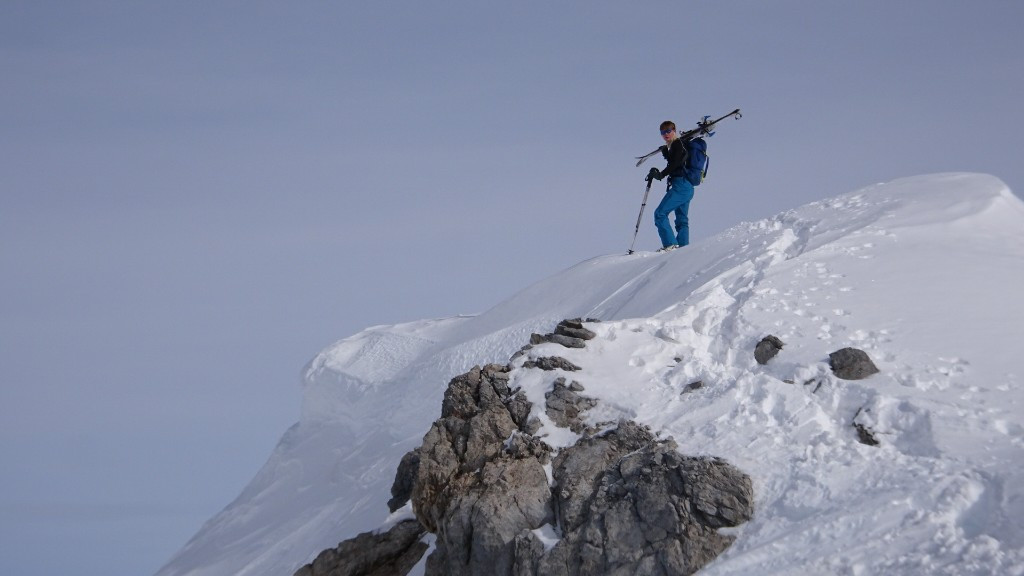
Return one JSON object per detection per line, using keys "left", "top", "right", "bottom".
{"left": 297, "top": 320, "right": 755, "bottom": 576}
{"left": 413, "top": 364, "right": 554, "bottom": 576}
{"left": 523, "top": 422, "right": 753, "bottom": 576}
{"left": 388, "top": 449, "right": 421, "bottom": 513}
{"left": 828, "top": 347, "right": 880, "bottom": 380}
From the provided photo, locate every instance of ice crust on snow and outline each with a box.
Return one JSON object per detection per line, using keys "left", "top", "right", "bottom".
{"left": 158, "top": 173, "right": 1024, "bottom": 576}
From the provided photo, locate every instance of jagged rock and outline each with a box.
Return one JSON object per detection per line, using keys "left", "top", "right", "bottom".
{"left": 388, "top": 449, "right": 421, "bottom": 513}
{"left": 525, "top": 421, "right": 754, "bottom": 576}
{"left": 441, "top": 366, "right": 484, "bottom": 419}
{"left": 829, "top": 347, "right": 880, "bottom": 380}
{"left": 754, "top": 335, "right": 785, "bottom": 365}
{"left": 428, "top": 451, "right": 554, "bottom": 576}
{"left": 544, "top": 378, "right": 597, "bottom": 433}
{"left": 522, "top": 357, "right": 582, "bottom": 372}
{"left": 416, "top": 366, "right": 528, "bottom": 531}
{"left": 293, "top": 519, "right": 428, "bottom": 576}
{"left": 551, "top": 421, "right": 656, "bottom": 534}
{"left": 411, "top": 365, "right": 554, "bottom": 575}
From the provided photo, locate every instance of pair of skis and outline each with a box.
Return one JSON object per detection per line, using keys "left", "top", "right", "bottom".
{"left": 626, "top": 108, "right": 742, "bottom": 255}
{"left": 633, "top": 108, "right": 742, "bottom": 167}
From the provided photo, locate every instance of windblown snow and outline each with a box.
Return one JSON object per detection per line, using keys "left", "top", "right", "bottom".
{"left": 158, "top": 173, "right": 1024, "bottom": 576}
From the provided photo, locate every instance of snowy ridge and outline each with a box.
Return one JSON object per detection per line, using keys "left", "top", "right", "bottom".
{"left": 158, "top": 173, "right": 1024, "bottom": 576}
{"left": 300, "top": 317, "right": 470, "bottom": 423}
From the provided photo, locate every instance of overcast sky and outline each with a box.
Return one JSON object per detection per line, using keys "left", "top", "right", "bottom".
{"left": 2, "top": 2, "right": 1022, "bottom": 575}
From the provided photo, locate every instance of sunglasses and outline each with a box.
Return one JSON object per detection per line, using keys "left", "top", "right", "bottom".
{"left": 660, "top": 128, "right": 675, "bottom": 135}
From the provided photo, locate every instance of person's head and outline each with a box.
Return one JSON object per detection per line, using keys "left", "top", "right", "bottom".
{"left": 659, "top": 121, "right": 677, "bottom": 142}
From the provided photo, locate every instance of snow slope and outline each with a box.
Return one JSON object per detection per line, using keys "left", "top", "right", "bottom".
{"left": 157, "top": 173, "right": 1024, "bottom": 575}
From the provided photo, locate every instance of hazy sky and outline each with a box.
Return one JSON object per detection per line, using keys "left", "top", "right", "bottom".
{"left": 2, "top": 2, "right": 1022, "bottom": 575}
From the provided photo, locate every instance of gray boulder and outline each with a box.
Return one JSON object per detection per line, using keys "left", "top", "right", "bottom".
{"left": 754, "top": 335, "right": 785, "bottom": 365}
{"left": 829, "top": 347, "right": 880, "bottom": 380}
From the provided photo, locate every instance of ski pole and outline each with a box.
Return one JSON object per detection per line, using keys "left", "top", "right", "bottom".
{"left": 627, "top": 178, "right": 654, "bottom": 255}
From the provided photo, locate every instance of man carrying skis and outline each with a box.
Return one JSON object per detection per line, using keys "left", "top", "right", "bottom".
{"left": 646, "top": 120, "right": 694, "bottom": 252}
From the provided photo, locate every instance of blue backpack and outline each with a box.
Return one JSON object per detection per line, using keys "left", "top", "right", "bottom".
{"left": 683, "top": 137, "right": 709, "bottom": 186}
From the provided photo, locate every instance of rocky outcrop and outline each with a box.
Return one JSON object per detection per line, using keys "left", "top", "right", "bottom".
{"left": 298, "top": 320, "right": 754, "bottom": 576}
{"left": 413, "top": 320, "right": 753, "bottom": 575}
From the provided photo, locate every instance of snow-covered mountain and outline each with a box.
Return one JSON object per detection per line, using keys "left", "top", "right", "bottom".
{"left": 157, "top": 173, "right": 1024, "bottom": 575}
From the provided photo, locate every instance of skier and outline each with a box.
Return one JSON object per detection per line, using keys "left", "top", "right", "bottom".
{"left": 646, "top": 120, "right": 694, "bottom": 252}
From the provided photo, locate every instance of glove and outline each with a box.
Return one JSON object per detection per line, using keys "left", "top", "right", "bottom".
{"left": 646, "top": 167, "right": 662, "bottom": 182}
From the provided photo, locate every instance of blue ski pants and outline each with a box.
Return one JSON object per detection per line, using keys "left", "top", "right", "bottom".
{"left": 653, "top": 177, "right": 695, "bottom": 248}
